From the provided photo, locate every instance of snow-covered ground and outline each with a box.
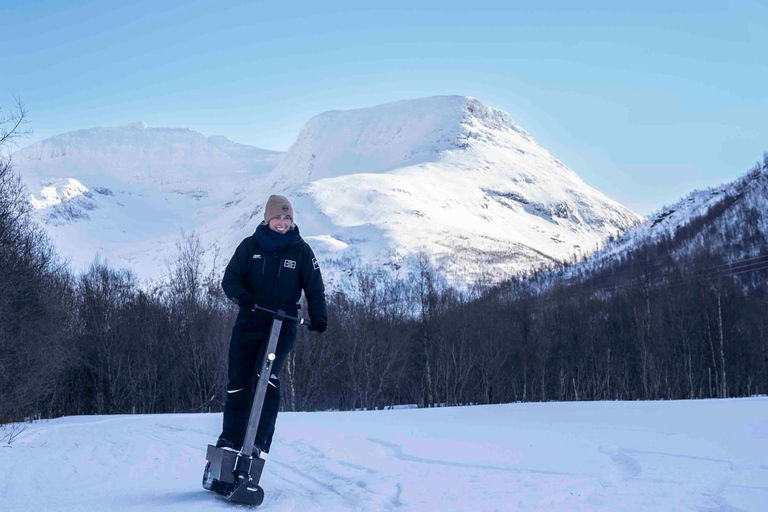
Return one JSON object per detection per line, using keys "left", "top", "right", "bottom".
{"left": 2, "top": 398, "right": 766, "bottom": 511}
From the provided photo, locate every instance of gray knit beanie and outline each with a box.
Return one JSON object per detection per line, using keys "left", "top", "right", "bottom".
{"left": 264, "top": 195, "right": 294, "bottom": 223}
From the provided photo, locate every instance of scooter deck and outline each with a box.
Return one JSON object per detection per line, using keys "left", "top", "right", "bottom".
{"left": 204, "top": 445, "right": 266, "bottom": 505}
{"left": 206, "top": 444, "right": 266, "bottom": 484}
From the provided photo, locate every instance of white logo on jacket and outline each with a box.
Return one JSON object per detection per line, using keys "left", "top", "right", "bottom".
{"left": 284, "top": 259, "right": 296, "bottom": 269}
{"left": 252, "top": 254, "right": 262, "bottom": 259}
{"left": 312, "top": 258, "right": 319, "bottom": 270}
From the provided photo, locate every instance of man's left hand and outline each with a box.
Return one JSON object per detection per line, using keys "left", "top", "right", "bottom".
{"left": 308, "top": 318, "right": 327, "bottom": 334}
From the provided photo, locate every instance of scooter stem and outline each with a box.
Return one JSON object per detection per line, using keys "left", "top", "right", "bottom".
{"left": 241, "top": 309, "right": 285, "bottom": 458}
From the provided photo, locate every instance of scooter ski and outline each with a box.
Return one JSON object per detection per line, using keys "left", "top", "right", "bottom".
{"left": 203, "top": 305, "right": 311, "bottom": 506}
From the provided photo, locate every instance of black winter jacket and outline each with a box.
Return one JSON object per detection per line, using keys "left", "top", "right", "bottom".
{"left": 221, "top": 228, "right": 327, "bottom": 324}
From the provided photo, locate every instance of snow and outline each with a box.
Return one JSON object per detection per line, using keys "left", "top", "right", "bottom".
{"left": 12, "top": 97, "right": 642, "bottom": 285}
{"left": 266, "top": 96, "right": 642, "bottom": 283}
{"left": 561, "top": 164, "right": 768, "bottom": 282}
{"left": 2, "top": 398, "right": 766, "bottom": 511}
{"left": 28, "top": 178, "right": 90, "bottom": 210}
{"left": 13, "top": 122, "right": 285, "bottom": 278}
{"left": 303, "top": 234, "right": 349, "bottom": 252}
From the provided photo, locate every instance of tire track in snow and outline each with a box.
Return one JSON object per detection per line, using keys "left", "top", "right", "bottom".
{"left": 368, "top": 438, "right": 596, "bottom": 478}
{"left": 337, "top": 460, "right": 378, "bottom": 474}
{"left": 598, "top": 444, "right": 768, "bottom": 512}
{"left": 268, "top": 457, "right": 384, "bottom": 511}
{"left": 622, "top": 448, "right": 732, "bottom": 465}
{"left": 270, "top": 459, "right": 352, "bottom": 501}
{"left": 265, "top": 439, "right": 400, "bottom": 511}
{"left": 697, "top": 496, "right": 750, "bottom": 512}
{"left": 614, "top": 448, "right": 768, "bottom": 492}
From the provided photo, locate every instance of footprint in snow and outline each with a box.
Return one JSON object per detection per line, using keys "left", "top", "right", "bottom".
{"left": 338, "top": 461, "right": 378, "bottom": 474}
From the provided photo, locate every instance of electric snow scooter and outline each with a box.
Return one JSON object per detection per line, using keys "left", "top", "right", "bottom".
{"left": 203, "top": 304, "right": 311, "bottom": 506}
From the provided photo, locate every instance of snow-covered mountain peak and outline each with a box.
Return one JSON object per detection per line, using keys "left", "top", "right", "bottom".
{"left": 14, "top": 123, "right": 285, "bottom": 191}
{"left": 270, "top": 96, "right": 468, "bottom": 187}
{"left": 15, "top": 122, "right": 281, "bottom": 162}
{"left": 254, "top": 96, "right": 642, "bottom": 282}
{"left": 13, "top": 96, "right": 642, "bottom": 284}
{"left": 270, "top": 96, "right": 577, "bottom": 191}
{"left": 207, "top": 135, "right": 236, "bottom": 145}
{"left": 460, "top": 96, "right": 531, "bottom": 141}
{"left": 17, "top": 123, "right": 208, "bottom": 161}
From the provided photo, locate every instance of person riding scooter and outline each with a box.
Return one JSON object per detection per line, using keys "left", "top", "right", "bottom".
{"left": 217, "top": 194, "right": 328, "bottom": 456}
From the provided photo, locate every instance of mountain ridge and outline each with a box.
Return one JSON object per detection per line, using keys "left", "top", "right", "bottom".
{"left": 266, "top": 96, "right": 641, "bottom": 281}
{"left": 13, "top": 96, "right": 642, "bottom": 284}
{"left": 531, "top": 155, "right": 768, "bottom": 294}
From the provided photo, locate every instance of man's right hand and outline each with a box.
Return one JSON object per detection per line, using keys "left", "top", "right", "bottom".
{"left": 236, "top": 294, "right": 256, "bottom": 311}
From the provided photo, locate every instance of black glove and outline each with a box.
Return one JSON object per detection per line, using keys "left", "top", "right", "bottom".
{"left": 236, "top": 294, "right": 255, "bottom": 311}
{"left": 308, "top": 318, "right": 327, "bottom": 334}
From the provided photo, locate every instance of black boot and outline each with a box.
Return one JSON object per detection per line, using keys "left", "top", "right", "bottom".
{"left": 246, "top": 435, "right": 266, "bottom": 458}
{"left": 216, "top": 436, "right": 239, "bottom": 451}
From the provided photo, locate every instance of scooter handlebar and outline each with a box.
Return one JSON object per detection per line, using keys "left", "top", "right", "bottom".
{"left": 250, "top": 304, "right": 311, "bottom": 328}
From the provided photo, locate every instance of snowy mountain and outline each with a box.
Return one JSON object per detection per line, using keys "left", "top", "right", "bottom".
{"left": 14, "top": 97, "right": 642, "bottom": 283}
{"left": 14, "top": 123, "right": 284, "bottom": 276}
{"left": 557, "top": 157, "right": 768, "bottom": 283}
{"left": 4, "top": 398, "right": 767, "bottom": 511}
{"left": 263, "top": 96, "right": 642, "bottom": 282}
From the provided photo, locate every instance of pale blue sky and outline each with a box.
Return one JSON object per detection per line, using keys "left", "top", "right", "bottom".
{"left": 2, "top": 0, "right": 766, "bottom": 215}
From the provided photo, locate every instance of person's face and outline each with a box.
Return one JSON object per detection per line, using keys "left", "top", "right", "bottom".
{"left": 268, "top": 214, "right": 292, "bottom": 234}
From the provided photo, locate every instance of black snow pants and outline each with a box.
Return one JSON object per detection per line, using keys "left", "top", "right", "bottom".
{"left": 221, "top": 309, "right": 297, "bottom": 453}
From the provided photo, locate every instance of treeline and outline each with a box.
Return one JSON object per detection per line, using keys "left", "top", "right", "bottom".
{"left": 3, "top": 229, "right": 766, "bottom": 423}
{"left": 0, "top": 175, "right": 236, "bottom": 421}
{"left": 286, "top": 248, "right": 768, "bottom": 411}
{"left": 2, "top": 104, "right": 767, "bottom": 422}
